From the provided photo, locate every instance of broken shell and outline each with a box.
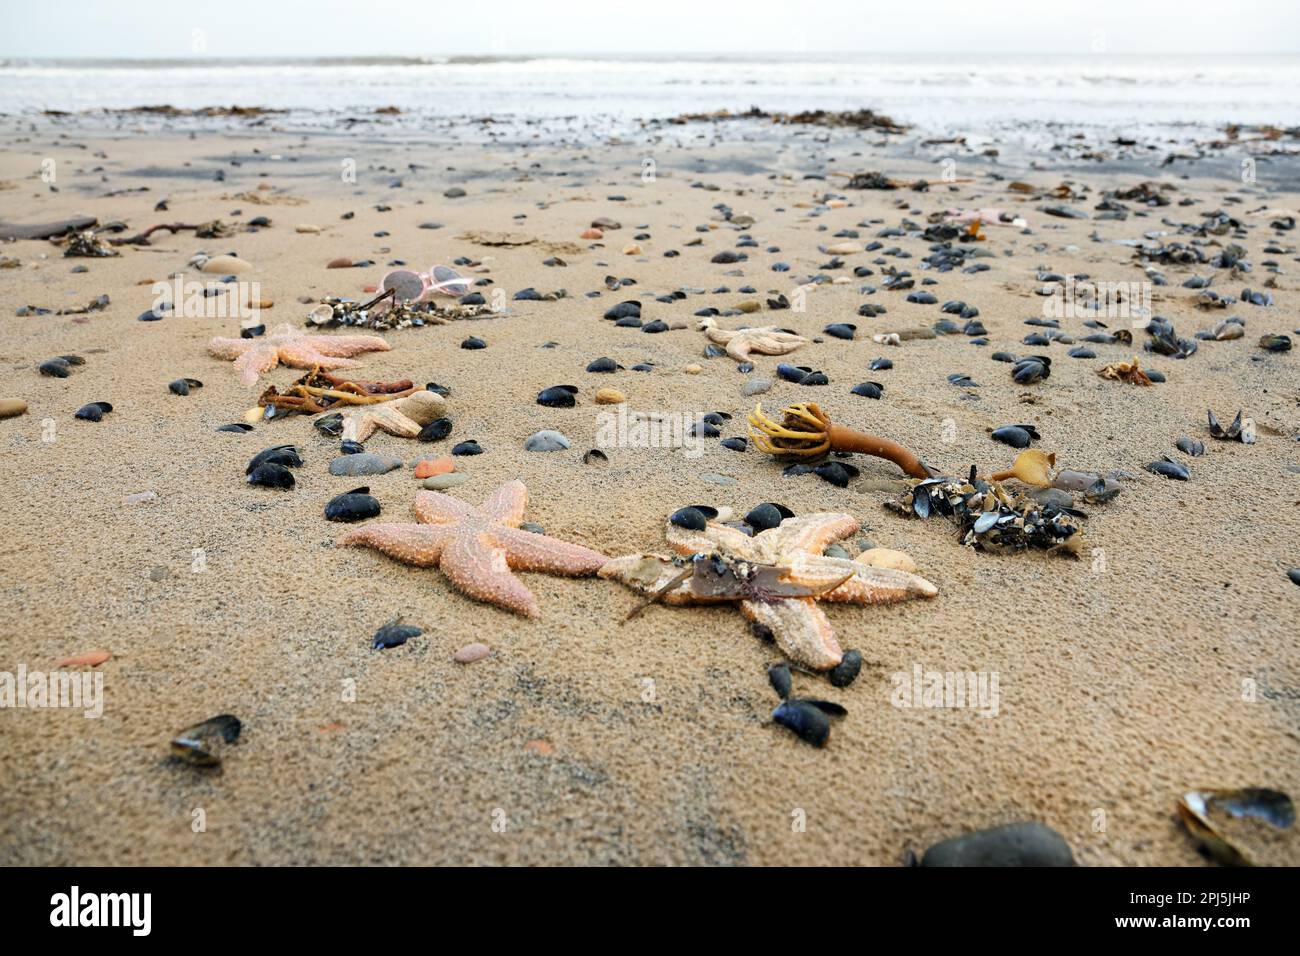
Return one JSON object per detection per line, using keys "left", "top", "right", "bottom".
{"left": 247, "top": 461, "right": 295, "bottom": 489}
{"left": 73, "top": 401, "right": 113, "bottom": 422}
{"left": 1178, "top": 788, "right": 1295, "bottom": 866}
{"left": 744, "top": 502, "right": 794, "bottom": 532}
{"left": 247, "top": 444, "right": 302, "bottom": 473}
{"left": 1208, "top": 409, "right": 1254, "bottom": 444}
{"left": 772, "top": 699, "right": 831, "bottom": 747}
{"left": 325, "top": 488, "right": 381, "bottom": 522}
{"left": 991, "top": 424, "right": 1038, "bottom": 448}
{"left": 170, "top": 714, "right": 242, "bottom": 768}
{"left": 1146, "top": 457, "right": 1190, "bottom": 481}
{"left": 372, "top": 621, "right": 421, "bottom": 649}
{"left": 768, "top": 662, "right": 792, "bottom": 699}
{"left": 168, "top": 377, "right": 203, "bottom": 396}
{"left": 828, "top": 650, "right": 862, "bottom": 688}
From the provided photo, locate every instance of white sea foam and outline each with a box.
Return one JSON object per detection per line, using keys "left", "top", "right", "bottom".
{"left": 2, "top": 53, "right": 1297, "bottom": 134}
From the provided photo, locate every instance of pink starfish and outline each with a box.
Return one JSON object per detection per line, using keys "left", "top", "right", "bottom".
{"left": 208, "top": 322, "right": 391, "bottom": 386}
{"left": 339, "top": 481, "right": 608, "bottom": 618}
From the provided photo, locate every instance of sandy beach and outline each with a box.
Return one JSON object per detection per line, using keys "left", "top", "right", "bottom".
{"left": 1, "top": 111, "right": 1298, "bottom": 867}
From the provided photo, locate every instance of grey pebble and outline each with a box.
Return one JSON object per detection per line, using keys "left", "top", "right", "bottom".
{"left": 329, "top": 453, "right": 403, "bottom": 477}
{"left": 920, "top": 822, "right": 1075, "bottom": 867}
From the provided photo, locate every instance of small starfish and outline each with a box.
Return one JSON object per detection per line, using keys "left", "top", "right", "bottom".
{"left": 600, "top": 512, "right": 936, "bottom": 669}
{"left": 209, "top": 322, "right": 391, "bottom": 386}
{"left": 699, "top": 316, "right": 808, "bottom": 362}
{"left": 338, "top": 481, "right": 608, "bottom": 618}
{"left": 339, "top": 390, "right": 446, "bottom": 442}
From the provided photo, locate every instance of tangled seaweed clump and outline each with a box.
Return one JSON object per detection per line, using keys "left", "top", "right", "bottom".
{"left": 887, "top": 466, "right": 1085, "bottom": 557}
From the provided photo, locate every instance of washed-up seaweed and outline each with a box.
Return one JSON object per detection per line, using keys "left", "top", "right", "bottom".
{"left": 258, "top": 366, "right": 418, "bottom": 416}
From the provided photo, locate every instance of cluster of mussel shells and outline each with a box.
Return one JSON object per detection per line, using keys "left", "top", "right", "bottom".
{"left": 306, "top": 297, "right": 495, "bottom": 332}
{"left": 889, "top": 470, "right": 1085, "bottom": 556}
{"left": 306, "top": 296, "right": 421, "bottom": 331}
{"left": 62, "top": 230, "right": 118, "bottom": 258}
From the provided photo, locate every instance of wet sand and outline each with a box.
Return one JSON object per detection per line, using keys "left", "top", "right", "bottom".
{"left": 1, "top": 117, "right": 1298, "bottom": 865}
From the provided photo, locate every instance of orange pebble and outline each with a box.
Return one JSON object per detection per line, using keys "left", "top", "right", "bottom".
{"left": 580, "top": 228, "right": 603, "bottom": 240}
{"left": 414, "top": 457, "right": 455, "bottom": 479}
{"left": 524, "top": 739, "right": 554, "bottom": 756}
{"left": 56, "top": 650, "right": 111, "bottom": 667}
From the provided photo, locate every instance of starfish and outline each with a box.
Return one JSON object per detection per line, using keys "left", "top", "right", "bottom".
{"left": 338, "top": 481, "right": 608, "bottom": 618}
{"left": 699, "top": 316, "right": 808, "bottom": 362}
{"left": 339, "top": 390, "right": 446, "bottom": 442}
{"left": 600, "top": 512, "right": 937, "bottom": 670}
{"left": 209, "top": 322, "right": 391, "bottom": 386}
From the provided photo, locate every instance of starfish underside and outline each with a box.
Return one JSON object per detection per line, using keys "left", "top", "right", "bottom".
{"left": 338, "top": 480, "right": 608, "bottom": 618}
{"left": 600, "top": 513, "right": 937, "bottom": 669}
{"left": 699, "top": 318, "right": 808, "bottom": 362}
{"left": 209, "top": 322, "right": 391, "bottom": 386}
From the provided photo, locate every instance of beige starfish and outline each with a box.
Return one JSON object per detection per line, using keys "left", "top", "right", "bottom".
{"left": 600, "top": 512, "right": 936, "bottom": 670}
{"left": 209, "top": 322, "right": 391, "bottom": 386}
{"left": 339, "top": 481, "right": 608, "bottom": 618}
{"left": 699, "top": 316, "right": 808, "bottom": 362}
{"left": 339, "top": 390, "right": 446, "bottom": 442}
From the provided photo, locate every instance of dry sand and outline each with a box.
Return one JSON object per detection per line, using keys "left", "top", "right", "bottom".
{"left": 0, "top": 121, "right": 1298, "bottom": 865}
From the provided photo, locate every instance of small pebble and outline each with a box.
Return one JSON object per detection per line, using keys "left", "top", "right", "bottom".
{"left": 454, "top": 642, "right": 490, "bottom": 663}
{"left": 424, "top": 472, "right": 470, "bottom": 491}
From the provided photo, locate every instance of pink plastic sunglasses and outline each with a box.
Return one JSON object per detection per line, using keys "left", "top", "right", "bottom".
{"left": 378, "top": 264, "right": 471, "bottom": 303}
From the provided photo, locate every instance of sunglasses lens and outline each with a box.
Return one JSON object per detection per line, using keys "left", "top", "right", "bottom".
{"left": 430, "top": 265, "right": 469, "bottom": 297}
{"left": 381, "top": 270, "right": 425, "bottom": 302}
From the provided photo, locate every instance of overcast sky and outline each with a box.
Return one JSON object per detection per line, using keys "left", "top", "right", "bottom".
{"left": 2, "top": 0, "right": 1297, "bottom": 57}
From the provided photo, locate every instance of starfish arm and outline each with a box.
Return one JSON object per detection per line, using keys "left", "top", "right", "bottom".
{"left": 276, "top": 343, "right": 365, "bottom": 373}
{"left": 598, "top": 554, "right": 731, "bottom": 605}
{"left": 724, "top": 337, "right": 754, "bottom": 362}
{"left": 740, "top": 598, "right": 843, "bottom": 671}
{"left": 743, "top": 598, "right": 842, "bottom": 671}
{"left": 302, "top": 333, "right": 391, "bottom": 357}
{"left": 665, "top": 520, "right": 760, "bottom": 559}
{"left": 440, "top": 530, "right": 540, "bottom": 618}
{"left": 494, "top": 526, "right": 608, "bottom": 575}
{"left": 337, "top": 523, "right": 453, "bottom": 567}
{"left": 232, "top": 343, "right": 282, "bottom": 387}
{"left": 478, "top": 480, "right": 528, "bottom": 527}
{"left": 766, "top": 513, "right": 860, "bottom": 554}
{"left": 792, "top": 554, "right": 938, "bottom": 603}
{"left": 414, "top": 490, "right": 479, "bottom": 525}
{"left": 208, "top": 336, "right": 253, "bottom": 360}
